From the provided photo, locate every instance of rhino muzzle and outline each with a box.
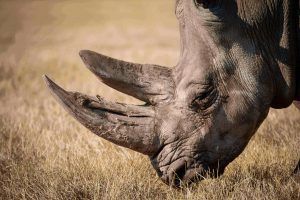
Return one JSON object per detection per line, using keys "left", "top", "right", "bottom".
{"left": 44, "top": 49, "right": 216, "bottom": 187}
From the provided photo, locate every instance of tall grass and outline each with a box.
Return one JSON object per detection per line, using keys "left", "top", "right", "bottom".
{"left": 0, "top": 1, "right": 299, "bottom": 199}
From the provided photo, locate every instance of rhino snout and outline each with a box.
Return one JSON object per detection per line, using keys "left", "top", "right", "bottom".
{"left": 155, "top": 156, "right": 208, "bottom": 187}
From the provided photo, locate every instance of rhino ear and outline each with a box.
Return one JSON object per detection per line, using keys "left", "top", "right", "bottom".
{"left": 79, "top": 50, "right": 174, "bottom": 105}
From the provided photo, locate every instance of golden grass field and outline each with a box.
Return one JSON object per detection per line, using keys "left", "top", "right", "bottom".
{"left": 0, "top": 0, "right": 299, "bottom": 199}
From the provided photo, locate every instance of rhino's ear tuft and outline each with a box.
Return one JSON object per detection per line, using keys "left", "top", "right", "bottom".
{"left": 79, "top": 50, "right": 174, "bottom": 105}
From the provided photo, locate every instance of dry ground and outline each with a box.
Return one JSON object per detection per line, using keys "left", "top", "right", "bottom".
{"left": 0, "top": 1, "right": 299, "bottom": 199}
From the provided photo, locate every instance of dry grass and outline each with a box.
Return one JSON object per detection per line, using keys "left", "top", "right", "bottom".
{"left": 0, "top": 0, "right": 299, "bottom": 199}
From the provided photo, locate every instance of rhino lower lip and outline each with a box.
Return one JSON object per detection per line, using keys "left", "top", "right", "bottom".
{"left": 164, "top": 167, "right": 206, "bottom": 188}
{"left": 183, "top": 167, "right": 205, "bottom": 181}
{"left": 159, "top": 157, "right": 207, "bottom": 187}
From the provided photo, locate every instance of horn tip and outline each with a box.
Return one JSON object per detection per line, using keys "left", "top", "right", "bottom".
{"left": 79, "top": 49, "right": 96, "bottom": 60}
{"left": 79, "top": 49, "right": 89, "bottom": 57}
{"left": 43, "top": 74, "right": 53, "bottom": 87}
{"left": 43, "top": 75, "right": 67, "bottom": 97}
{"left": 43, "top": 75, "right": 59, "bottom": 90}
{"left": 79, "top": 50, "right": 93, "bottom": 67}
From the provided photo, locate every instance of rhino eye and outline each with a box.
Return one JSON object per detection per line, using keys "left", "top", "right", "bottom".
{"left": 190, "top": 87, "right": 218, "bottom": 112}
{"left": 194, "top": 0, "right": 216, "bottom": 9}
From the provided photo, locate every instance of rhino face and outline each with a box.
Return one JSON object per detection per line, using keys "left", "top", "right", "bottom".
{"left": 44, "top": 0, "right": 298, "bottom": 187}
{"left": 150, "top": 0, "right": 275, "bottom": 185}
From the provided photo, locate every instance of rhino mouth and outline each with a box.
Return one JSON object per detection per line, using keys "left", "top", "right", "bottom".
{"left": 164, "top": 161, "right": 225, "bottom": 187}
{"left": 151, "top": 148, "right": 227, "bottom": 188}
{"left": 158, "top": 160, "right": 221, "bottom": 187}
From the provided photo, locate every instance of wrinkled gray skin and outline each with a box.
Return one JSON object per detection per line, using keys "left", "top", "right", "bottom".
{"left": 44, "top": 0, "right": 300, "bottom": 187}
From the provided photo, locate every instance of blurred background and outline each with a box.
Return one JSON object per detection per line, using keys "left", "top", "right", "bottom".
{"left": 0, "top": 1, "right": 299, "bottom": 199}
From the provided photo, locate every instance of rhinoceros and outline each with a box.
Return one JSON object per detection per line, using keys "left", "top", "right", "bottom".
{"left": 44, "top": 0, "right": 300, "bottom": 187}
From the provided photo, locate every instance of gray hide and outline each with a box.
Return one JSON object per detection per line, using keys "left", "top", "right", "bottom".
{"left": 44, "top": 0, "right": 299, "bottom": 187}
{"left": 295, "top": 3, "right": 300, "bottom": 108}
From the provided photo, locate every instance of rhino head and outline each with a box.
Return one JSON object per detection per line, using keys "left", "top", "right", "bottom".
{"left": 44, "top": 0, "right": 299, "bottom": 187}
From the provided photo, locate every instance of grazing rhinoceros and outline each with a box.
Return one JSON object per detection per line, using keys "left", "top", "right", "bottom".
{"left": 44, "top": 0, "right": 299, "bottom": 187}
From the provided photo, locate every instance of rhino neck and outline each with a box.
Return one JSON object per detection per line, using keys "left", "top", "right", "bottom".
{"left": 235, "top": 0, "right": 299, "bottom": 108}
{"left": 295, "top": 2, "right": 300, "bottom": 102}
{"left": 270, "top": 0, "right": 299, "bottom": 108}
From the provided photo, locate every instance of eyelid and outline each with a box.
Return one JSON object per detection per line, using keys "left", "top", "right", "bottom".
{"left": 194, "top": 0, "right": 209, "bottom": 9}
{"left": 195, "top": 87, "right": 214, "bottom": 100}
{"left": 190, "top": 87, "right": 218, "bottom": 112}
{"left": 194, "top": 0, "right": 221, "bottom": 10}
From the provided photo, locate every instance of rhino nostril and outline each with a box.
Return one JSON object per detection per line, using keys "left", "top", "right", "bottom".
{"left": 173, "top": 165, "right": 186, "bottom": 187}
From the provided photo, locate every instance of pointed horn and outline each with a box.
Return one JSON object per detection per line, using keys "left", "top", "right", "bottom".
{"left": 43, "top": 75, "right": 160, "bottom": 156}
{"left": 79, "top": 50, "right": 174, "bottom": 105}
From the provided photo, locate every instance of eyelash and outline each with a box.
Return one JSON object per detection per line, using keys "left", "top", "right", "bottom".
{"left": 190, "top": 87, "right": 219, "bottom": 113}
{"left": 194, "top": 0, "right": 210, "bottom": 9}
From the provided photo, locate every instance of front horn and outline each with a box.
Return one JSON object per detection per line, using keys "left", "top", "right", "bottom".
{"left": 43, "top": 75, "right": 160, "bottom": 156}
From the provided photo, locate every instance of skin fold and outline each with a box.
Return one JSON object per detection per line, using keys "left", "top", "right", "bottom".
{"left": 44, "top": 0, "right": 299, "bottom": 187}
